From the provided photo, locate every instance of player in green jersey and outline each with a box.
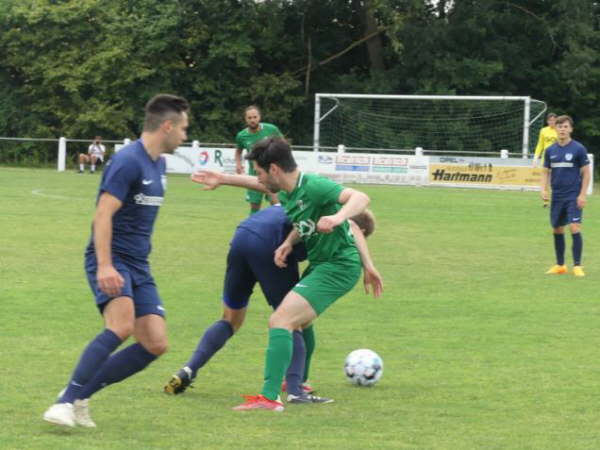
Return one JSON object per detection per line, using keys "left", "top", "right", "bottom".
{"left": 235, "top": 105, "right": 283, "bottom": 214}
{"left": 191, "top": 137, "right": 383, "bottom": 411}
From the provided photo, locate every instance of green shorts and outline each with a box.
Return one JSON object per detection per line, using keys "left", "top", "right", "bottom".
{"left": 293, "top": 252, "right": 362, "bottom": 315}
{"left": 245, "top": 189, "right": 268, "bottom": 205}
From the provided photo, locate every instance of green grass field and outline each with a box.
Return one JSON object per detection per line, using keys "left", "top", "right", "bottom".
{"left": 3, "top": 167, "right": 600, "bottom": 449}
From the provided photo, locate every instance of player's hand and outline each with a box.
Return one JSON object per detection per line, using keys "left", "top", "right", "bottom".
{"left": 97, "top": 264, "right": 124, "bottom": 297}
{"left": 191, "top": 170, "right": 223, "bottom": 190}
{"left": 274, "top": 242, "right": 293, "bottom": 268}
{"left": 363, "top": 265, "right": 383, "bottom": 298}
{"left": 577, "top": 194, "right": 587, "bottom": 209}
{"left": 540, "top": 189, "right": 549, "bottom": 204}
{"left": 532, "top": 158, "right": 539, "bottom": 168}
{"left": 317, "top": 215, "right": 343, "bottom": 233}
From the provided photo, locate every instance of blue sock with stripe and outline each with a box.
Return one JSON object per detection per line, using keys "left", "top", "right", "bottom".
{"left": 59, "top": 329, "right": 122, "bottom": 403}
{"left": 78, "top": 343, "right": 157, "bottom": 400}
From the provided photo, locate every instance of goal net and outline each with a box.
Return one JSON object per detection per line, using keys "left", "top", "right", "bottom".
{"left": 314, "top": 94, "right": 547, "bottom": 156}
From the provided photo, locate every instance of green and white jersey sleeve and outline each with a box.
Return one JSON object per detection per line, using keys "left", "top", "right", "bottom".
{"left": 280, "top": 172, "right": 357, "bottom": 264}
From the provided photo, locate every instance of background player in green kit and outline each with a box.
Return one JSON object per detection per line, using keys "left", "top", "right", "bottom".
{"left": 235, "top": 105, "right": 283, "bottom": 214}
{"left": 211, "top": 136, "right": 382, "bottom": 411}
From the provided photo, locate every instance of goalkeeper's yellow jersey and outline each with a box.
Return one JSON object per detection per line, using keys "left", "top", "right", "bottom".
{"left": 534, "top": 126, "right": 558, "bottom": 160}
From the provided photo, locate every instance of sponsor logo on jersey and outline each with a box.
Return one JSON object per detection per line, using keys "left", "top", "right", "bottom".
{"left": 295, "top": 219, "right": 316, "bottom": 238}
{"left": 134, "top": 193, "right": 164, "bottom": 206}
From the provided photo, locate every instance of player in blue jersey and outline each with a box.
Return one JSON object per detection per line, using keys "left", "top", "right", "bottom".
{"left": 541, "top": 115, "right": 590, "bottom": 277}
{"left": 164, "top": 204, "right": 376, "bottom": 405}
{"left": 43, "top": 94, "right": 190, "bottom": 428}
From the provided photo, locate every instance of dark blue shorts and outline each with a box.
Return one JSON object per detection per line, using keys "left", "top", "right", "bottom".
{"left": 223, "top": 229, "right": 300, "bottom": 310}
{"left": 85, "top": 255, "right": 165, "bottom": 318}
{"left": 550, "top": 197, "right": 583, "bottom": 228}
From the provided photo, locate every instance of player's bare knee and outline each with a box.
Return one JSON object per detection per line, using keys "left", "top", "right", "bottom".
{"left": 109, "top": 323, "right": 135, "bottom": 340}
{"left": 268, "top": 312, "right": 293, "bottom": 330}
{"left": 143, "top": 339, "right": 168, "bottom": 356}
{"left": 222, "top": 309, "right": 245, "bottom": 333}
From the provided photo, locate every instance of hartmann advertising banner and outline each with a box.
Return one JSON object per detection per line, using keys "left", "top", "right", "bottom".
{"left": 120, "top": 145, "right": 592, "bottom": 193}
{"left": 428, "top": 156, "right": 593, "bottom": 193}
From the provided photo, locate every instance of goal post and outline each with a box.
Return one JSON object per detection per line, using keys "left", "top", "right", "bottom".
{"left": 313, "top": 94, "right": 547, "bottom": 157}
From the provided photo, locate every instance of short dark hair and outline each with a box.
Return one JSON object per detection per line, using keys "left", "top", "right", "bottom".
{"left": 144, "top": 94, "right": 190, "bottom": 131}
{"left": 555, "top": 115, "right": 573, "bottom": 127}
{"left": 245, "top": 105, "right": 261, "bottom": 116}
{"left": 350, "top": 209, "right": 376, "bottom": 238}
{"left": 245, "top": 137, "right": 297, "bottom": 172}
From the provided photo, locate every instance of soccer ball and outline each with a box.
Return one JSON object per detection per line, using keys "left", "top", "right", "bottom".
{"left": 344, "top": 349, "right": 383, "bottom": 386}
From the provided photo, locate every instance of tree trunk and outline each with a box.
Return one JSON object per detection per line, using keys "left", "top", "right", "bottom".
{"left": 363, "top": 0, "right": 385, "bottom": 72}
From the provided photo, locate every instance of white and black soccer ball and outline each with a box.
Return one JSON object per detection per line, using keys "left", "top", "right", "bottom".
{"left": 344, "top": 349, "right": 383, "bottom": 386}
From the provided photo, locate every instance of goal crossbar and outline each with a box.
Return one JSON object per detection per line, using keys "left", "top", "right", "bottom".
{"left": 313, "top": 94, "right": 546, "bottom": 157}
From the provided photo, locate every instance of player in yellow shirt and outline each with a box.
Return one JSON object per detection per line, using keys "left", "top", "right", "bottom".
{"left": 532, "top": 112, "right": 557, "bottom": 167}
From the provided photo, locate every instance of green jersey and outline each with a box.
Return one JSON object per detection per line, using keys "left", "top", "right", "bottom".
{"left": 279, "top": 172, "right": 358, "bottom": 264}
{"left": 235, "top": 123, "right": 282, "bottom": 175}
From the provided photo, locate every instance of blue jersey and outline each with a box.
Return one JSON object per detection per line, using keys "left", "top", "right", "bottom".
{"left": 544, "top": 139, "right": 589, "bottom": 199}
{"left": 85, "top": 139, "right": 166, "bottom": 264}
{"left": 237, "top": 205, "right": 307, "bottom": 261}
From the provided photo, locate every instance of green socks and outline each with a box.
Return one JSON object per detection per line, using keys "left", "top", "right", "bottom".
{"left": 261, "top": 328, "right": 292, "bottom": 400}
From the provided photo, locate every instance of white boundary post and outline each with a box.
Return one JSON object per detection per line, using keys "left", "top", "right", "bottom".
{"left": 313, "top": 95, "right": 321, "bottom": 152}
{"left": 522, "top": 97, "right": 531, "bottom": 158}
{"left": 57, "top": 137, "right": 66, "bottom": 172}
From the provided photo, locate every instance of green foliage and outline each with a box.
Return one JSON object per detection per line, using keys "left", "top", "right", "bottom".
{"left": 0, "top": 1, "right": 599, "bottom": 157}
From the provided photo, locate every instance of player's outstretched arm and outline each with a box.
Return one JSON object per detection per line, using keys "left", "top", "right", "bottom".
{"left": 94, "top": 192, "right": 125, "bottom": 297}
{"left": 317, "top": 188, "right": 370, "bottom": 233}
{"left": 349, "top": 220, "right": 383, "bottom": 298}
{"left": 191, "top": 170, "right": 269, "bottom": 193}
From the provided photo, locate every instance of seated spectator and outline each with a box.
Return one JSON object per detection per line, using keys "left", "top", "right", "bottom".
{"left": 79, "top": 136, "right": 106, "bottom": 173}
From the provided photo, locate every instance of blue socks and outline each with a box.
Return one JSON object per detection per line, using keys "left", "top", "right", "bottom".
{"left": 302, "top": 325, "right": 315, "bottom": 382}
{"left": 186, "top": 320, "right": 234, "bottom": 378}
{"left": 572, "top": 233, "right": 583, "bottom": 266}
{"left": 553, "top": 233, "right": 565, "bottom": 265}
{"left": 553, "top": 232, "right": 583, "bottom": 266}
{"left": 285, "top": 331, "right": 306, "bottom": 396}
{"left": 59, "top": 329, "right": 122, "bottom": 403}
{"left": 78, "top": 343, "right": 157, "bottom": 400}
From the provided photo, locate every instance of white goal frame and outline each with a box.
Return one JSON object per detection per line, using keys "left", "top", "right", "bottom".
{"left": 313, "top": 93, "right": 547, "bottom": 157}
